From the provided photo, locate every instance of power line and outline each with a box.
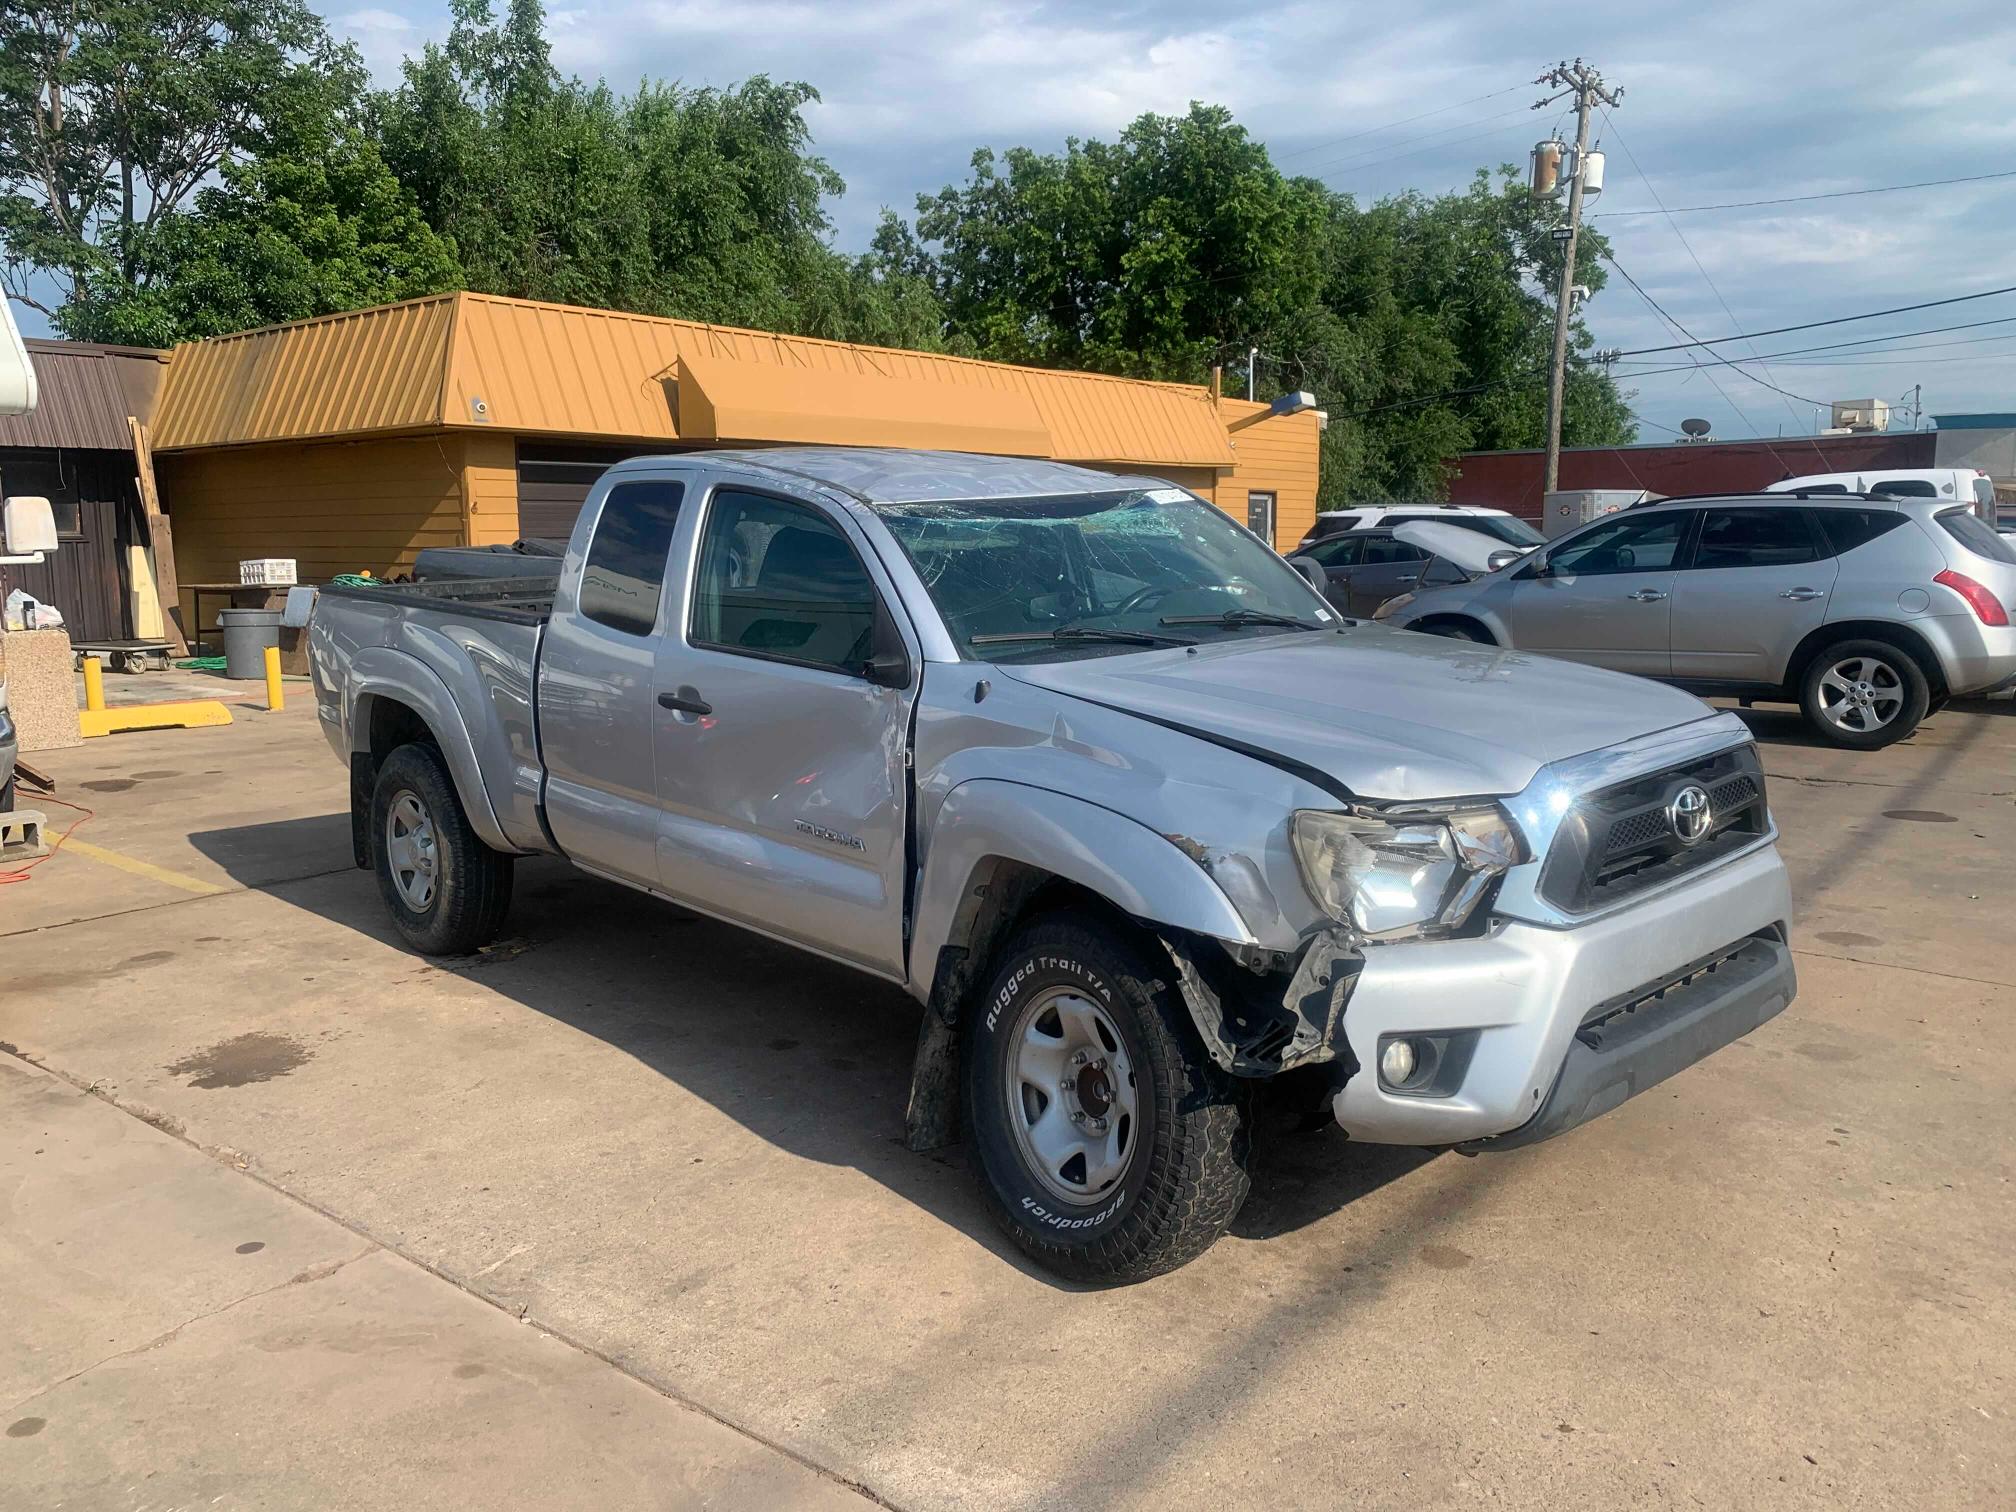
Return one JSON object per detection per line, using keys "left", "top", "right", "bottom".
{"left": 1590, "top": 168, "right": 2016, "bottom": 219}
{"left": 1307, "top": 104, "right": 1537, "bottom": 181}
{"left": 1600, "top": 111, "right": 1808, "bottom": 434}
{"left": 1601, "top": 251, "right": 1827, "bottom": 408}
{"left": 1275, "top": 83, "right": 1527, "bottom": 161}
{"left": 1609, "top": 282, "right": 2016, "bottom": 357}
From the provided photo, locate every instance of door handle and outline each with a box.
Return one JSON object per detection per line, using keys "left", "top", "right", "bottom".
{"left": 657, "top": 691, "right": 712, "bottom": 716}
{"left": 1625, "top": 589, "right": 1667, "bottom": 602}
{"left": 1779, "top": 588, "right": 1824, "bottom": 601}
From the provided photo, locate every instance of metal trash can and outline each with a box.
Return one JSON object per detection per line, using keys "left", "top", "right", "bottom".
{"left": 219, "top": 608, "right": 284, "bottom": 679}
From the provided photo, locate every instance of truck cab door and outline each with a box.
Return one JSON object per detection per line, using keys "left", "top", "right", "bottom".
{"left": 1504, "top": 509, "right": 1693, "bottom": 677}
{"left": 537, "top": 476, "right": 689, "bottom": 887}
{"left": 651, "top": 484, "right": 919, "bottom": 979}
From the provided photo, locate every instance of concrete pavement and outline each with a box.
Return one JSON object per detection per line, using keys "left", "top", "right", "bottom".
{"left": 0, "top": 1054, "right": 877, "bottom": 1509}
{"left": 2, "top": 695, "right": 2011, "bottom": 1508}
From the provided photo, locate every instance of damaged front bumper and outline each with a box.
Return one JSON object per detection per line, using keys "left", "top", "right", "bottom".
{"left": 1326, "top": 840, "right": 1794, "bottom": 1146}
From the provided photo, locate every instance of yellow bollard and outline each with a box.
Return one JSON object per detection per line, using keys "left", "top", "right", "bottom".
{"left": 263, "top": 645, "right": 285, "bottom": 712}
{"left": 83, "top": 654, "right": 106, "bottom": 712}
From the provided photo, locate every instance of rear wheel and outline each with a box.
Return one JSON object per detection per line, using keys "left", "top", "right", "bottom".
{"left": 1799, "top": 639, "right": 1929, "bottom": 749}
{"left": 963, "top": 917, "right": 1251, "bottom": 1284}
{"left": 370, "top": 742, "right": 514, "bottom": 954}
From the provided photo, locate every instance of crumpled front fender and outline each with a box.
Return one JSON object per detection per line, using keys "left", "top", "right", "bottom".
{"left": 907, "top": 778, "right": 1258, "bottom": 1005}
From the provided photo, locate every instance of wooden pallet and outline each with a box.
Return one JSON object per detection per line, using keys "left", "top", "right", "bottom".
{"left": 0, "top": 808, "right": 48, "bottom": 860}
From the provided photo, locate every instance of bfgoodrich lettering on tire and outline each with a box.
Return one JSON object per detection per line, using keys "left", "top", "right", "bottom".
{"left": 963, "top": 916, "right": 1251, "bottom": 1283}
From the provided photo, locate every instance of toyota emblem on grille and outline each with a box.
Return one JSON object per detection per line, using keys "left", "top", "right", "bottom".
{"left": 1667, "top": 784, "right": 1712, "bottom": 846}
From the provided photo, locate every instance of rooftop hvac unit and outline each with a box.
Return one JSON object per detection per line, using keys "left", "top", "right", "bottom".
{"left": 1831, "top": 398, "right": 1889, "bottom": 432}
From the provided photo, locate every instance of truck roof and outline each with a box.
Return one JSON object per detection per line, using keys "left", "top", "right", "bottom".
{"left": 605, "top": 447, "right": 1153, "bottom": 505}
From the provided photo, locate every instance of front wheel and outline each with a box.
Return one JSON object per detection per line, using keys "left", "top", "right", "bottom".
{"left": 370, "top": 742, "right": 514, "bottom": 954}
{"left": 963, "top": 917, "right": 1251, "bottom": 1283}
{"left": 1419, "top": 620, "right": 1491, "bottom": 643}
{"left": 1799, "top": 639, "right": 1929, "bottom": 749}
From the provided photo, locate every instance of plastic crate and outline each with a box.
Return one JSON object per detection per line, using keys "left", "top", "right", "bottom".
{"left": 238, "top": 558, "right": 298, "bottom": 586}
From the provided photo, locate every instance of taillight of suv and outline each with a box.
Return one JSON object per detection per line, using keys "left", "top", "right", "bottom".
{"left": 1934, "top": 569, "right": 2010, "bottom": 626}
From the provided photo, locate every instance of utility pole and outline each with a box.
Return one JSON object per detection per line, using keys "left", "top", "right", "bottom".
{"left": 1537, "top": 60, "right": 1621, "bottom": 495}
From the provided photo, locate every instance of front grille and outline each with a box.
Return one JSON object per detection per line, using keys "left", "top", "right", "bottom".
{"left": 1538, "top": 745, "right": 1769, "bottom": 914}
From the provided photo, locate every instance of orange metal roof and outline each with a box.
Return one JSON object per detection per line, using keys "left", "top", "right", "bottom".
{"left": 151, "top": 296, "right": 457, "bottom": 449}
{"left": 677, "top": 350, "right": 1053, "bottom": 455}
{"left": 152, "top": 291, "right": 1237, "bottom": 468}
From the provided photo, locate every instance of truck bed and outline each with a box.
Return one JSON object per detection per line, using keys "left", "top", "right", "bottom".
{"left": 319, "top": 576, "right": 556, "bottom": 624}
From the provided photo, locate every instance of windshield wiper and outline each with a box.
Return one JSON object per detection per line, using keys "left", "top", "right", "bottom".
{"left": 970, "top": 624, "right": 1196, "bottom": 648}
{"left": 1159, "top": 607, "right": 1330, "bottom": 631}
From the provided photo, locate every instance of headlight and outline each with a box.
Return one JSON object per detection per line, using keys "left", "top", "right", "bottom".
{"left": 1291, "top": 805, "right": 1524, "bottom": 940}
{"left": 1372, "top": 592, "right": 1411, "bottom": 621}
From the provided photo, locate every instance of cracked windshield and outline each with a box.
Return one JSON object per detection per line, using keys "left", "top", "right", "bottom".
{"left": 878, "top": 489, "right": 1335, "bottom": 659}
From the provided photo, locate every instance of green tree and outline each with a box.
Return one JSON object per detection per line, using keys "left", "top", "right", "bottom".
{"left": 60, "top": 126, "right": 460, "bottom": 345}
{"left": 0, "top": 0, "right": 359, "bottom": 323}
{"left": 374, "top": 0, "right": 944, "bottom": 344}
{"left": 908, "top": 104, "right": 1326, "bottom": 381}
{"left": 898, "top": 113, "right": 1636, "bottom": 499}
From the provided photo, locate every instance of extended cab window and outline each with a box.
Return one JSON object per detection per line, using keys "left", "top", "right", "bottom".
{"left": 579, "top": 479, "right": 686, "bottom": 635}
{"left": 1689, "top": 508, "right": 1819, "bottom": 570}
{"left": 691, "top": 491, "right": 879, "bottom": 674}
{"left": 1544, "top": 512, "right": 1687, "bottom": 576}
{"left": 1869, "top": 479, "right": 1938, "bottom": 498}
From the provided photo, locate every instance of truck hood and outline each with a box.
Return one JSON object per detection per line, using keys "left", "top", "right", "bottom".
{"left": 998, "top": 626, "right": 1717, "bottom": 801}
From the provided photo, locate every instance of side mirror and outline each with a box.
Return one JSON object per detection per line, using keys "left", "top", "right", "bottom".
{"left": 1485, "top": 548, "right": 1524, "bottom": 573}
{"left": 1, "top": 495, "right": 58, "bottom": 561}
{"left": 1289, "top": 555, "right": 1328, "bottom": 591}
{"left": 860, "top": 602, "right": 913, "bottom": 690}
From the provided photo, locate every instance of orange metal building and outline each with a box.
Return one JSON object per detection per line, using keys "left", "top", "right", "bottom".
{"left": 150, "top": 291, "right": 1322, "bottom": 618}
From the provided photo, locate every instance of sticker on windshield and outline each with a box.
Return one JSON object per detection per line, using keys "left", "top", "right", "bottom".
{"left": 1314, "top": 608, "right": 1334, "bottom": 621}
{"left": 1146, "top": 487, "right": 1191, "bottom": 504}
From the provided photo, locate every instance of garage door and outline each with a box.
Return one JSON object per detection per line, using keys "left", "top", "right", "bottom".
{"left": 516, "top": 444, "right": 661, "bottom": 541}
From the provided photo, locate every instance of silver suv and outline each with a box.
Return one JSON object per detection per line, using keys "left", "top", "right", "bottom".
{"left": 1382, "top": 493, "right": 2016, "bottom": 748}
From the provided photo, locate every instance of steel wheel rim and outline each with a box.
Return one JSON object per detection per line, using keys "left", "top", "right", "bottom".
{"left": 1818, "top": 655, "right": 1905, "bottom": 733}
{"left": 1003, "top": 985, "right": 1140, "bottom": 1208}
{"left": 385, "top": 790, "right": 439, "bottom": 910}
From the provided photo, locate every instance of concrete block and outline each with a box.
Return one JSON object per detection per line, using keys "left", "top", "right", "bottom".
{"left": 0, "top": 627, "right": 82, "bottom": 751}
{"left": 0, "top": 807, "right": 47, "bottom": 858}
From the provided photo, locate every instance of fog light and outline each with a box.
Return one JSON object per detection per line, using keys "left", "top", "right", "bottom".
{"left": 1380, "top": 1038, "right": 1417, "bottom": 1087}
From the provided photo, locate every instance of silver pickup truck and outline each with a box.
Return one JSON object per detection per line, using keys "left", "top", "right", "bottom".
{"left": 310, "top": 448, "right": 1796, "bottom": 1282}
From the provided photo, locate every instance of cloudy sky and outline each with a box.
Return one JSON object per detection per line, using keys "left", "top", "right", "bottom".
{"left": 36, "top": 1, "right": 2016, "bottom": 444}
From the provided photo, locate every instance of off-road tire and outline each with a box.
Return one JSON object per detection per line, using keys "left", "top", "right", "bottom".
{"left": 963, "top": 916, "right": 1251, "bottom": 1284}
{"left": 370, "top": 742, "right": 514, "bottom": 954}
{"left": 1798, "top": 637, "right": 1929, "bottom": 750}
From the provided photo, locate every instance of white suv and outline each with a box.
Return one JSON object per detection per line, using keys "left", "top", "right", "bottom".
{"left": 1296, "top": 504, "right": 1543, "bottom": 553}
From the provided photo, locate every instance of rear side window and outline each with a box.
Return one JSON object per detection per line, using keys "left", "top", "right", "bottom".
{"left": 1868, "top": 479, "right": 1939, "bottom": 498}
{"left": 691, "top": 491, "right": 880, "bottom": 674}
{"left": 1937, "top": 507, "right": 2016, "bottom": 565}
{"left": 1815, "top": 509, "right": 1909, "bottom": 556}
{"left": 579, "top": 479, "right": 686, "bottom": 635}
{"left": 1796, "top": 483, "right": 1850, "bottom": 495}
{"left": 1304, "top": 535, "right": 1362, "bottom": 566}
{"left": 1360, "top": 536, "right": 1427, "bottom": 565}
{"left": 1307, "top": 513, "right": 1361, "bottom": 538}
{"left": 1690, "top": 508, "right": 1819, "bottom": 570}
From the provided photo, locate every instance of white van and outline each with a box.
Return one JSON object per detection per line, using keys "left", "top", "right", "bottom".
{"left": 1766, "top": 468, "right": 1997, "bottom": 520}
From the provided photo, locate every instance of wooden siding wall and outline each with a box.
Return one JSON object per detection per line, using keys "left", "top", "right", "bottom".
{"left": 1215, "top": 411, "right": 1322, "bottom": 548}
{"left": 0, "top": 448, "right": 140, "bottom": 642}
{"left": 459, "top": 432, "right": 520, "bottom": 546}
{"left": 158, "top": 434, "right": 468, "bottom": 620}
